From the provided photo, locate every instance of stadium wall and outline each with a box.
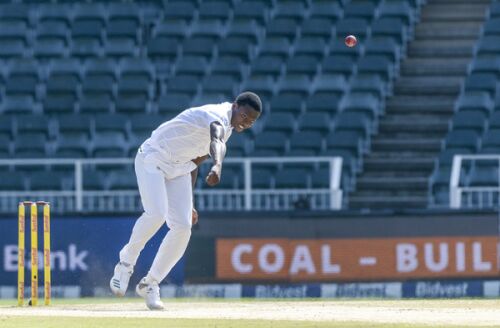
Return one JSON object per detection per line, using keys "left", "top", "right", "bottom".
{"left": 1, "top": 212, "right": 499, "bottom": 298}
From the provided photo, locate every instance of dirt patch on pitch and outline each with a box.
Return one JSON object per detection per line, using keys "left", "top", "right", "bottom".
{"left": 1, "top": 300, "right": 500, "bottom": 326}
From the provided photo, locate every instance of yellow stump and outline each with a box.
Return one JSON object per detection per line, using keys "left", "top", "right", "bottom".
{"left": 43, "top": 203, "right": 51, "bottom": 306}
{"left": 30, "top": 203, "right": 38, "bottom": 306}
{"left": 17, "top": 203, "right": 25, "bottom": 307}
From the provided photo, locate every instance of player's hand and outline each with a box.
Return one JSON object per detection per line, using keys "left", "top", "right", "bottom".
{"left": 192, "top": 208, "right": 199, "bottom": 225}
{"left": 206, "top": 163, "right": 222, "bottom": 186}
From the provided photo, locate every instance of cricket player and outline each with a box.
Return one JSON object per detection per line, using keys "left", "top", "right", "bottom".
{"left": 110, "top": 92, "right": 262, "bottom": 310}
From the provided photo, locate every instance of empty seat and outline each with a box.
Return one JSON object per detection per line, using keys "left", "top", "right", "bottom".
{"left": 286, "top": 55, "right": 318, "bottom": 76}
{"left": 91, "top": 132, "right": 127, "bottom": 157}
{"left": 278, "top": 74, "right": 311, "bottom": 96}
{"left": 470, "top": 57, "right": 500, "bottom": 76}
{"left": 371, "top": 18, "right": 407, "bottom": 44}
{"left": 233, "top": 1, "right": 268, "bottom": 24}
{"left": 262, "top": 111, "right": 294, "bottom": 133}
{"left": 240, "top": 75, "right": 275, "bottom": 99}
{"left": 226, "top": 19, "right": 261, "bottom": 44}
{"left": 252, "top": 131, "right": 288, "bottom": 156}
{"left": 117, "top": 76, "right": 151, "bottom": 96}
{"left": 58, "top": 114, "right": 92, "bottom": 137}
{"left": 444, "top": 130, "right": 480, "bottom": 152}
{"left": 343, "top": 1, "right": 377, "bottom": 20}
{"left": 183, "top": 37, "right": 215, "bottom": 58}
{"left": 0, "top": 171, "right": 26, "bottom": 190}
{"left": 158, "top": 93, "right": 191, "bottom": 114}
{"left": 350, "top": 74, "right": 387, "bottom": 99}
{"left": 463, "top": 73, "right": 497, "bottom": 95}
{"left": 301, "top": 18, "right": 334, "bottom": 40}
{"left": 130, "top": 114, "right": 163, "bottom": 135}
{"left": 191, "top": 20, "right": 224, "bottom": 39}
{"left": 202, "top": 75, "right": 237, "bottom": 95}
{"left": 163, "top": 2, "right": 196, "bottom": 22}
{"left": 176, "top": 56, "right": 208, "bottom": 76}
{"left": 70, "top": 39, "right": 101, "bottom": 59}
{"left": 378, "top": 0, "right": 414, "bottom": 25}
{"left": 16, "top": 115, "right": 50, "bottom": 137}
{"left": 107, "top": 19, "right": 138, "bottom": 42}
{"left": 0, "top": 40, "right": 24, "bottom": 58}
{"left": 108, "top": 169, "right": 137, "bottom": 189}
{"left": 3, "top": 95, "right": 36, "bottom": 114}
{"left": 43, "top": 94, "right": 76, "bottom": 114}
{"left": 357, "top": 56, "right": 393, "bottom": 81}
{"left": 326, "top": 130, "right": 363, "bottom": 158}
{"left": 29, "top": 171, "right": 68, "bottom": 190}
{"left": 455, "top": 92, "right": 493, "bottom": 115}
{"left": 260, "top": 37, "right": 291, "bottom": 59}
{"left": 212, "top": 56, "right": 245, "bottom": 79}
{"left": 81, "top": 75, "right": 114, "bottom": 96}
{"left": 94, "top": 114, "right": 128, "bottom": 135}
{"left": 104, "top": 39, "right": 137, "bottom": 58}
{"left": 33, "top": 39, "right": 67, "bottom": 59}
{"left": 251, "top": 168, "right": 274, "bottom": 189}
{"left": 297, "top": 112, "right": 331, "bottom": 134}
{"left": 167, "top": 75, "right": 199, "bottom": 96}
{"left": 467, "top": 164, "right": 499, "bottom": 187}
{"left": 14, "top": 133, "right": 47, "bottom": 157}
{"left": 322, "top": 55, "right": 356, "bottom": 77}
{"left": 5, "top": 76, "right": 37, "bottom": 97}
{"left": 481, "top": 130, "right": 500, "bottom": 153}
{"left": 79, "top": 93, "right": 112, "bottom": 113}
{"left": 335, "top": 111, "right": 371, "bottom": 137}
{"left": 288, "top": 131, "right": 323, "bottom": 154}
{"left": 147, "top": 37, "right": 179, "bottom": 61}
{"left": 251, "top": 55, "right": 283, "bottom": 77}
{"left": 115, "top": 93, "right": 148, "bottom": 113}
{"left": 451, "top": 111, "right": 487, "bottom": 133}
{"left": 270, "top": 93, "right": 303, "bottom": 115}
{"left": 336, "top": 18, "right": 370, "bottom": 39}
{"left": 313, "top": 74, "right": 347, "bottom": 96}
{"left": 364, "top": 37, "right": 400, "bottom": 62}
{"left": 294, "top": 37, "right": 326, "bottom": 59}
{"left": 341, "top": 92, "right": 380, "bottom": 120}
{"left": 306, "top": 93, "right": 340, "bottom": 114}
{"left": 218, "top": 36, "right": 253, "bottom": 62}
{"left": 274, "top": 0, "right": 306, "bottom": 21}
{"left": 310, "top": 1, "right": 343, "bottom": 22}
{"left": 227, "top": 133, "right": 248, "bottom": 157}
{"left": 266, "top": 18, "right": 298, "bottom": 40}
{"left": 275, "top": 168, "right": 309, "bottom": 189}
{"left": 54, "top": 134, "right": 89, "bottom": 158}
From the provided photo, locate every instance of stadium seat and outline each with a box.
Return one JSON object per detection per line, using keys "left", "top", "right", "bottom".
{"left": 16, "top": 115, "right": 50, "bottom": 137}
{"left": 322, "top": 55, "right": 356, "bottom": 78}
{"left": 226, "top": 20, "right": 261, "bottom": 44}
{"left": 104, "top": 39, "right": 137, "bottom": 58}
{"left": 455, "top": 92, "right": 493, "bottom": 116}
{"left": 288, "top": 131, "right": 323, "bottom": 155}
{"left": 341, "top": 92, "right": 381, "bottom": 121}
{"left": 451, "top": 111, "right": 487, "bottom": 134}
{"left": 202, "top": 75, "right": 237, "bottom": 95}
{"left": 278, "top": 74, "right": 311, "bottom": 96}
{"left": 108, "top": 169, "right": 138, "bottom": 190}
{"left": 0, "top": 135, "right": 11, "bottom": 158}
{"left": 371, "top": 18, "right": 407, "bottom": 44}
{"left": 107, "top": 19, "right": 138, "bottom": 42}
{"left": 176, "top": 56, "right": 209, "bottom": 77}
{"left": 91, "top": 132, "right": 127, "bottom": 157}
{"left": 33, "top": 39, "right": 67, "bottom": 59}
{"left": 350, "top": 74, "right": 387, "bottom": 100}
{"left": 313, "top": 74, "right": 348, "bottom": 96}
{"left": 378, "top": 0, "right": 414, "bottom": 25}
{"left": 251, "top": 168, "right": 274, "bottom": 189}
{"left": 233, "top": 1, "right": 268, "bottom": 24}
{"left": 335, "top": 111, "right": 372, "bottom": 138}
{"left": 5, "top": 76, "right": 37, "bottom": 98}
{"left": 158, "top": 93, "right": 191, "bottom": 114}
{"left": 467, "top": 163, "right": 499, "bottom": 187}
{"left": 297, "top": 113, "right": 331, "bottom": 134}
{"left": 0, "top": 171, "right": 26, "bottom": 190}
{"left": 266, "top": 18, "right": 298, "bottom": 41}
{"left": 212, "top": 56, "right": 245, "bottom": 79}
{"left": 43, "top": 94, "right": 76, "bottom": 114}
{"left": 79, "top": 94, "right": 113, "bottom": 114}
{"left": 227, "top": 133, "right": 248, "bottom": 157}
{"left": 275, "top": 168, "right": 309, "bottom": 189}
{"left": 274, "top": 0, "right": 306, "bottom": 21}
{"left": 294, "top": 37, "right": 327, "bottom": 59}
{"left": 469, "top": 57, "right": 500, "bottom": 76}
{"left": 306, "top": 93, "right": 340, "bottom": 115}
{"left": 241, "top": 75, "right": 275, "bottom": 99}
{"left": 463, "top": 73, "right": 497, "bottom": 96}
{"left": 270, "top": 93, "right": 304, "bottom": 116}
{"left": 163, "top": 2, "right": 196, "bottom": 22}
{"left": 167, "top": 75, "right": 200, "bottom": 96}
{"left": 53, "top": 134, "right": 90, "bottom": 158}
{"left": 264, "top": 112, "right": 296, "bottom": 134}
{"left": 94, "top": 114, "right": 128, "bottom": 135}
{"left": 183, "top": 37, "right": 216, "bottom": 58}
{"left": 481, "top": 130, "right": 500, "bottom": 153}
{"left": 260, "top": 37, "right": 292, "bottom": 59}
{"left": 29, "top": 171, "right": 68, "bottom": 190}
{"left": 301, "top": 18, "right": 335, "bottom": 40}
{"left": 252, "top": 131, "right": 288, "bottom": 156}
{"left": 336, "top": 18, "right": 370, "bottom": 39}
{"left": 310, "top": 1, "right": 343, "bottom": 22}
{"left": 343, "top": 1, "right": 377, "bottom": 20}
{"left": 326, "top": 131, "right": 363, "bottom": 158}
{"left": 3, "top": 95, "right": 36, "bottom": 114}
{"left": 357, "top": 56, "right": 394, "bottom": 81}
{"left": 286, "top": 55, "right": 318, "bottom": 76}
{"left": 444, "top": 130, "right": 480, "bottom": 152}
{"left": 217, "top": 37, "right": 253, "bottom": 62}
{"left": 57, "top": 114, "right": 92, "bottom": 138}
{"left": 251, "top": 55, "right": 283, "bottom": 78}
{"left": 14, "top": 133, "right": 47, "bottom": 158}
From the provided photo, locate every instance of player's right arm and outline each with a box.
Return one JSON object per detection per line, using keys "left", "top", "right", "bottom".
{"left": 206, "top": 121, "right": 226, "bottom": 186}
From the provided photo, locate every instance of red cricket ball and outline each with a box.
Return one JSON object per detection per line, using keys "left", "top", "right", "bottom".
{"left": 345, "top": 35, "right": 357, "bottom": 48}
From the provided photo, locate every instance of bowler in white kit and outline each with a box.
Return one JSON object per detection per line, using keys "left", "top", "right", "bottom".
{"left": 110, "top": 92, "right": 262, "bottom": 310}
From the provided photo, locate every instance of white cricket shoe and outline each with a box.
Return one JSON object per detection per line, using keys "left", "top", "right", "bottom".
{"left": 135, "top": 277, "right": 164, "bottom": 310}
{"left": 110, "top": 262, "right": 133, "bottom": 297}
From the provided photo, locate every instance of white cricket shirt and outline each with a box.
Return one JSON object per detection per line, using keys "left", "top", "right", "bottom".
{"left": 140, "top": 102, "right": 234, "bottom": 179}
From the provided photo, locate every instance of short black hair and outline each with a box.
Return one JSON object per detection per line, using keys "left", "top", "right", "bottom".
{"left": 235, "top": 91, "right": 262, "bottom": 113}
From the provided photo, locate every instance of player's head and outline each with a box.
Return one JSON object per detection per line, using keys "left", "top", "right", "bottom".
{"left": 231, "top": 91, "right": 262, "bottom": 133}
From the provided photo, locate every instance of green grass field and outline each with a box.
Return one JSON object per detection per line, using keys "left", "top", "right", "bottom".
{"left": 1, "top": 298, "right": 499, "bottom": 328}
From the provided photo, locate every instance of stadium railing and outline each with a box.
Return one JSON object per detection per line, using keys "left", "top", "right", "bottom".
{"left": 0, "top": 157, "right": 343, "bottom": 213}
{"left": 450, "top": 154, "right": 500, "bottom": 209}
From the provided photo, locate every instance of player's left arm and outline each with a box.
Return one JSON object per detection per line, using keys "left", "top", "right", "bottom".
{"left": 206, "top": 121, "right": 226, "bottom": 186}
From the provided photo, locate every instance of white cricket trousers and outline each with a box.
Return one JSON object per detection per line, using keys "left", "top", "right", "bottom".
{"left": 119, "top": 150, "right": 192, "bottom": 283}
